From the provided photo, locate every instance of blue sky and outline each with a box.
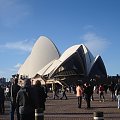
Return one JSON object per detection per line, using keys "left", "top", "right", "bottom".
{"left": 0, "top": 0, "right": 120, "bottom": 79}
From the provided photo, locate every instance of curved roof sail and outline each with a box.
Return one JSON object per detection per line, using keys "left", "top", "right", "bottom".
{"left": 18, "top": 36, "right": 60, "bottom": 78}
{"left": 80, "top": 44, "right": 94, "bottom": 75}
{"left": 48, "top": 45, "right": 86, "bottom": 79}
{"left": 35, "top": 44, "right": 107, "bottom": 81}
{"left": 18, "top": 55, "right": 31, "bottom": 77}
{"left": 88, "top": 55, "right": 107, "bottom": 78}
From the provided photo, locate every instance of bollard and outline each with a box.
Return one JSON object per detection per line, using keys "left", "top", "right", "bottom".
{"left": 93, "top": 111, "right": 104, "bottom": 120}
{"left": 35, "top": 108, "right": 44, "bottom": 120}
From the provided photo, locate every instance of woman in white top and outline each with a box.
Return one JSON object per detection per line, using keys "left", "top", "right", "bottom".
{"left": 76, "top": 83, "right": 83, "bottom": 108}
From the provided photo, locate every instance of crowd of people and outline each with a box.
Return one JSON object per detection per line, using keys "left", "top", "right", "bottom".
{"left": 0, "top": 77, "right": 120, "bottom": 120}
{"left": 49, "top": 79, "right": 120, "bottom": 109}
{"left": 75, "top": 79, "right": 120, "bottom": 109}
{"left": 0, "top": 76, "right": 47, "bottom": 120}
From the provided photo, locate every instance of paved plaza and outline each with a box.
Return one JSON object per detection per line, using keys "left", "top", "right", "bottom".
{"left": 1, "top": 91, "right": 120, "bottom": 120}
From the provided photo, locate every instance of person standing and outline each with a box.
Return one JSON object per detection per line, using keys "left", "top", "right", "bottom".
{"left": 5, "top": 85, "right": 10, "bottom": 100}
{"left": 115, "top": 79, "right": 120, "bottom": 109}
{"left": 84, "top": 83, "right": 93, "bottom": 109}
{"left": 76, "top": 83, "right": 83, "bottom": 108}
{"left": 32, "top": 80, "right": 46, "bottom": 117}
{"left": 109, "top": 81, "right": 116, "bottom": 101}
{"left": 0, "top": 85, "right": 5, "bottom": 114}
{"left": 10, "top": 78, "right": 20, "bottom": 120}
{"left": 16, "top": 78, "right": 35, "bottom": 120}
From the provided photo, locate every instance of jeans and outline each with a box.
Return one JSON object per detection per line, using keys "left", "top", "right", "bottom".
{"left": 117, "top": 95, "right": 120, "bottom": 109}
{"left": 10, "top": 103, "right": 20, "bottom": 120}
{"left": 77, "top": 96, "right": 82, "bottom": 108}
{"left": 85, "top": 95, "right": 91, "bottom": 108}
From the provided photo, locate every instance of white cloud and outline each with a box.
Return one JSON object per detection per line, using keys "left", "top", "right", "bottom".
{"left": 0, "top": 40, "right": 34, "bottom": 52}
{"left": 14, "top": 63, "right": 22, "bottom": 68}
{"left": 83, "top": 25, "right": 95, "bottom": 30}
{"left": 80, "top": 32, "right": 110, "bottom": 55}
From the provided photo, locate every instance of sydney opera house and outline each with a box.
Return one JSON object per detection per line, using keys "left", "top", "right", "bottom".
{"left": 18, "top": 36, "right": 107, "bottom": 85}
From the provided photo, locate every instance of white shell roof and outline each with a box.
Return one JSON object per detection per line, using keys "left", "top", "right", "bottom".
{"left": 52, "top": 44, "right": 94, "bottom": 77}
{"left": 36, "top": 59, "right": 56, "bottom": 76}
{"left": 88, "top": 55, "right": 100, "bottom": 74}
{"left": 36, "top": 44, "right": 95, "bottom": 78}
{"left": 36, "top": 45, "right": 81, "bottom": 77}
{"left": 59, "top": 45, "right": 80, "bottom": 62}
{"left": 18, "top": 36, "right": 106, "bottom": 80}
{"left": 18, "top": 55, "right": 31, "bottom": 76}
{"left": 18, "top": 36, "right": 60, "bottom": 78}
{"left": 82, "top": 44, "right": 94, "bottom": 75}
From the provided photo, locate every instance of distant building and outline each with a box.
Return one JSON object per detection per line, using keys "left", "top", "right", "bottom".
{"left": 0, "top": 77, "right": 6, "bottom": 85}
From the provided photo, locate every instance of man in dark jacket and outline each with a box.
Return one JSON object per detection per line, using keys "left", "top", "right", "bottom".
{"left": 109, "top": 81, "right": 116, "bottom": 101}
{"left": 16, "top": 78, "right": 35, "bottom": 120}
{"left": 10, "top": 78, "right": 20, "bottom": 120}
{"left": 0, "top": 85, "right": 5, "bottom": 114}
{"left": 32, "top": 80, "right": 46, "bottom": 111}
{"left": 84, "top": 83, "right": 93, "bottom": 108}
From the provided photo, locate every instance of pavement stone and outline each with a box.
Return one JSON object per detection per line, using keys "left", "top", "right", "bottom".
{"left": 0, "top": 91, "right": 120, "bottom": 120}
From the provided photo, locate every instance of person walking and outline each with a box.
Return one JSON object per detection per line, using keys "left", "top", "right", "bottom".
{"left": 10, "top": 78, "right": 20, "bottom": 120}
{"left": 53, "top": 84, "right": 59, "bottom": 99}
{"left": 60, "top": 85, "right": 68, "bottom": 100}
{"left": 76, "top": 83, "right": 83, "bottom": 108}
{"left": 16, "top": 78, "right": 35, "bottom": 120}
{"left": 99, "top": 84, "right": 105, "bottom": 102}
